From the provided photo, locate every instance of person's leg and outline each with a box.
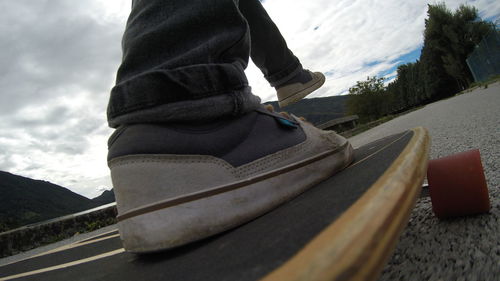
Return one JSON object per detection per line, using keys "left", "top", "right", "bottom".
{"left": 238, "top": 0, "right": 300, "bottom": 86}
{"left": 108, "top": 0, "right": 353, "bottom": 253}
{"left": 238, "top": 0, "right": 325, "bottom": 107}
{"left": 107, "top": 0, "right": 260, "bottom": 127}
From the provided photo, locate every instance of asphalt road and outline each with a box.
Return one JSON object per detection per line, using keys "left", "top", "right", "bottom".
{"left": 1, "top": 83, "right": 498, "bottom": 280}
{"left": 349, "top": 83, "right": 499, "bottom": 281}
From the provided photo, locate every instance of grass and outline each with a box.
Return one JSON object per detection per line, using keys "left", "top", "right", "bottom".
{"left": 463, "top": 74, "right": 500, "bottom": 93}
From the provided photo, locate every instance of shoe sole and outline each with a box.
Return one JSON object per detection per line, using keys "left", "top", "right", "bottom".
{"left": 278, "top": 72, "right": 326, "bottom": 108}
{"left": 112, "top": 141, "right": 353, "bottom": 253}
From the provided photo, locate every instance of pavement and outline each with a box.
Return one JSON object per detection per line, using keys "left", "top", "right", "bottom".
{"left": 349, "top": 82, "right": 499, "bottom": 281}
{"left": 1, "top": 83, "right": 498, "bottom": 280}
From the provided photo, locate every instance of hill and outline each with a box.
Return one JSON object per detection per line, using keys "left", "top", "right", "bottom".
{"left": 265, "top": 95, "right": 348, "bottom": 125}
{"left": 0, "top": 171, "right": 98, "bottom": 232}
{"left": 92, "top": 189, "right": 115, "bottom": 205}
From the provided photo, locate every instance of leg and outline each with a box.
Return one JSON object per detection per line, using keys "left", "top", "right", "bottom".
{"left": 238, "top": 0, "right": 301, "bottom": 87}
{"left": 238, "top": 0, "right": 325, "bottom": 107}
{"left": 108, "top": 0, "right": 353, "bottom": 253}
{"left": 107, "top": 0, "right": 260, "bottom": 127}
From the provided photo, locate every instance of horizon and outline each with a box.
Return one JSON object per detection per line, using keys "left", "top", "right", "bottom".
{"left": 0, "top": 0, "right": 499, "bottom": 198}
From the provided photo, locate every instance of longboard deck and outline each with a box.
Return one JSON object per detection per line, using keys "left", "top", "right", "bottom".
{"left": 0, "top": 128, "right": 429, "bottom": 281}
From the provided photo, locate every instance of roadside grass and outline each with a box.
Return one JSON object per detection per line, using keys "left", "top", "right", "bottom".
{"left": 461, "top": 75, "right": 500, "bottom": 93}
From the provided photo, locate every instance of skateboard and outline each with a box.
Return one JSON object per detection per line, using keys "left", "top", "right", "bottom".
{"left": 0, "top": 127, "right": 490, "bottom": 281}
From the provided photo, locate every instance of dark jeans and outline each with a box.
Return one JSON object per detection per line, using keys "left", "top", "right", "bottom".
{"left": 107, "top": 0, "right": 302, "bottom": 127}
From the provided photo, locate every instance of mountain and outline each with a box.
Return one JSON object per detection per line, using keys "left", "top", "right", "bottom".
{"left": 265, "top": 95, "right": 348, "bottom": 126}
{"left": 92, "top": 189, "right": 115, "bottom": 205}
{"left": 0, "top": 171, "right": 98, "bottom": 232}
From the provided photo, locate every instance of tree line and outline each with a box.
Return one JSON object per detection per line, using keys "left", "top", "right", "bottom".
{"left": 346, "top": 3, "right": 495, "bottom": 122}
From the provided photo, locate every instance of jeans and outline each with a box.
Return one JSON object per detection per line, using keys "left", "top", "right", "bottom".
{"left": 107, "top": 0, "right": 302, "bottom": 127}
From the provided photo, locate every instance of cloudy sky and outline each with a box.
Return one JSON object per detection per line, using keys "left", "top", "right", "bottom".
{"left": 1, "top": 0, "right": 499, "bottom": 198}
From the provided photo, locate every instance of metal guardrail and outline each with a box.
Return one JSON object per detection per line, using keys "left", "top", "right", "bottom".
{"left": 0, "top": 203, "right": 117, "bottom": 236}
{"left": 0, "top": 203, "right": 117, "bottom": 258}
{"left": 317, "top": 115, "right": 359, "bottom": 130}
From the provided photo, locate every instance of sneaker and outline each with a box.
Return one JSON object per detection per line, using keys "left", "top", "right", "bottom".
{"left": 107, "top": 105, "right": 353, "bottom": 253}
{"left": 276, "top": 70, "right": 325, "bottom": 107}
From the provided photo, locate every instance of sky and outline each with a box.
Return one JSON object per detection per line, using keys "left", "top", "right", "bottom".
{"left": 0, "top": 0, "right": 499, "bottom": 198}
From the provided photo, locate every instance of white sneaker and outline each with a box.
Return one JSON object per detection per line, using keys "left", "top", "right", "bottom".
{"left": 277, "top": 71, "right": 325, "bottom": 107}
{"left": 108, "top": 106, "right": 353, "bottom": 253}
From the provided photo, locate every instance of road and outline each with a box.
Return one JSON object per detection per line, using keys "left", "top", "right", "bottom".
{"left": 1, "top": 83, "right": 498, "bottom": 280}
{"left": 349, "top": 83, "right": 499, "bottom": 281}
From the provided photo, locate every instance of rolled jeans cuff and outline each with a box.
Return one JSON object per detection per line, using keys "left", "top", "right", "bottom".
{"left": 107, "top": 62, "right": 258, "bottom": 126}
{"left": 108, "top": 87, "right": 261, "bottom": 127}
{"left": 265, "top": 57, "right": 303, "bottom": 88}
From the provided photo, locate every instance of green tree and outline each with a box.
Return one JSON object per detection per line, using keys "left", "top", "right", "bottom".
{"left": 420, "top": 3, "right": 460, "bottom": 98}
{"left": 424, "top": 3, "right": 494, "bottom": 90}
{"left": 346, "top": 76, "right": 386, "bottom": 122}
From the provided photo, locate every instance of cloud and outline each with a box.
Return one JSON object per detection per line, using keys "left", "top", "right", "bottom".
{"left": 0, "top": 0, "right": 498, "bottom": 198}
{"left": 0, "top": 0, "right": 125, "bottom": 197}
{"left": 247, "top": 0, "right": 429, "bottom": 100}
{"left": 247, "top": 0, "right": 500, "bottom": 102}
{"left": 0, "top": 1, "right": 124, "bottom": 116}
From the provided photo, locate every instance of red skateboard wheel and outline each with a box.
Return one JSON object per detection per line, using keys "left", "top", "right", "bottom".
{"left": 427, "top": 149, "right": 490, "bottom": 219}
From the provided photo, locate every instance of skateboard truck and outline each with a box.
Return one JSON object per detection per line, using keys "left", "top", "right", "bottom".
{"left": 422, "top": 149, "right": 490, "bottom": 219}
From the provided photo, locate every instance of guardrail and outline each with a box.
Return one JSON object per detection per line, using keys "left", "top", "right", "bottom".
{"left": 0, "top": 203, "right": 117, "bottom": 258}
{"left": 317, "top": 115, "right": 359, "bottom": 131}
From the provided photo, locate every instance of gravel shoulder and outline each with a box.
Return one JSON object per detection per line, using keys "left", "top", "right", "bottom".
{"left": 349, "top": 83, "right": 499, "bottom": 281}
